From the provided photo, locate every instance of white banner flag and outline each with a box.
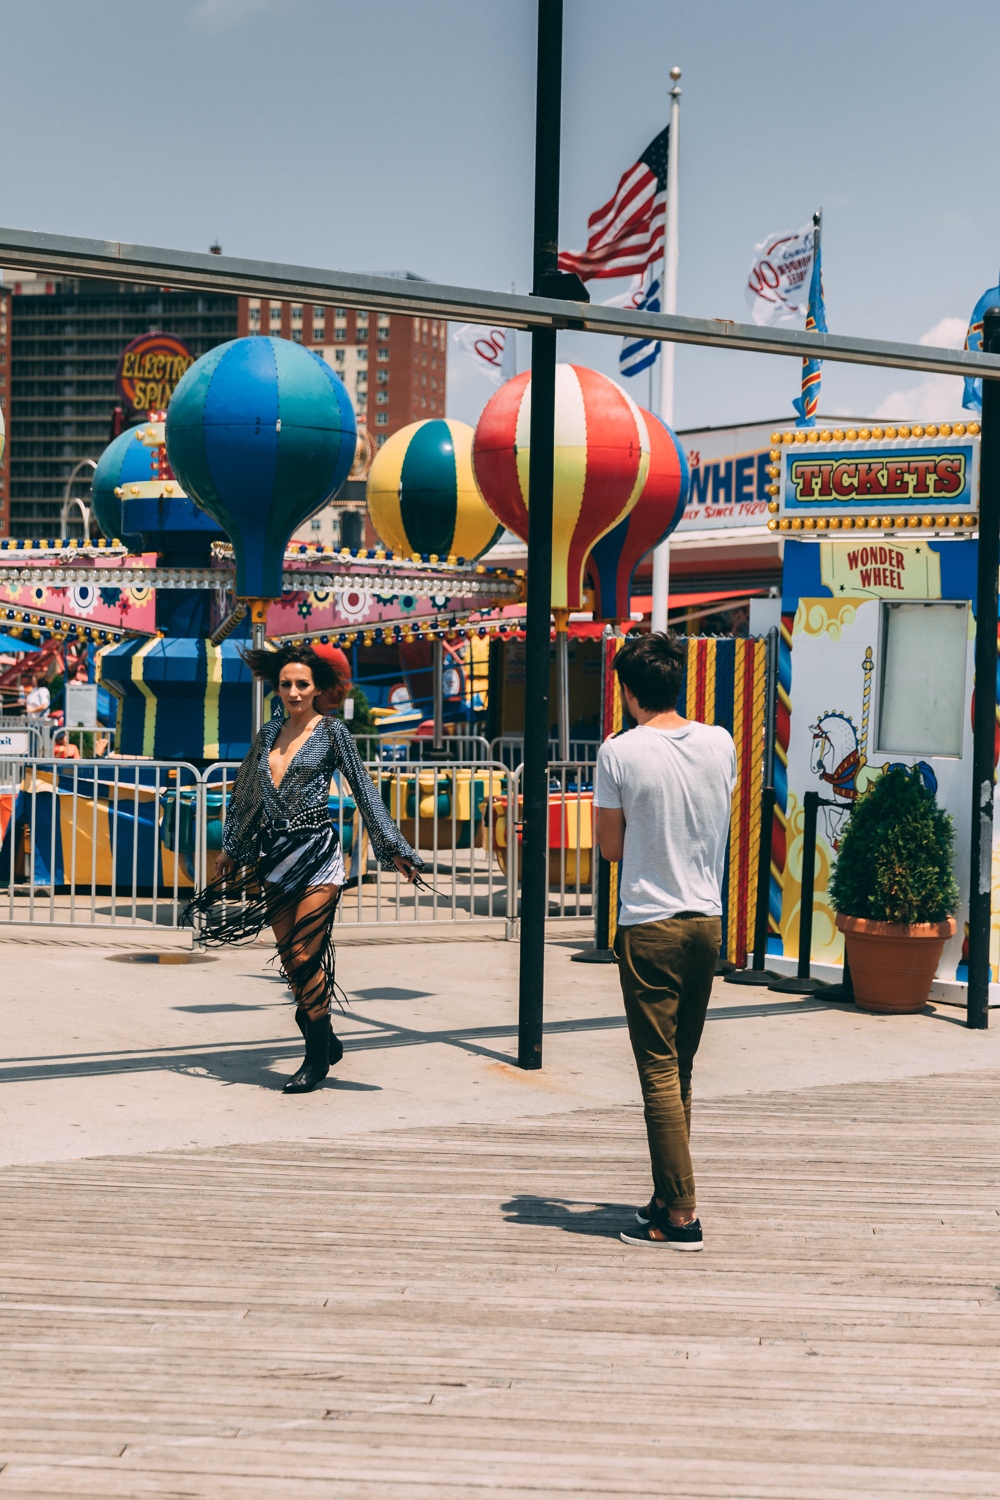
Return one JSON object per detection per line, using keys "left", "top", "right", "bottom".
{"left": 451, "top": 324, "right": 512, "bottom": 387}
{"left": 745, "top": 225, "right": 815, "bottom": 327}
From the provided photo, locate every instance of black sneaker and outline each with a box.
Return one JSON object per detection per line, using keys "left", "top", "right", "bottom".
{"left": 620, "top": 1214, "right": 703, "bottom": 1251}
{"left": 636, "top": 1195, "right": 657, "bottom": 1225}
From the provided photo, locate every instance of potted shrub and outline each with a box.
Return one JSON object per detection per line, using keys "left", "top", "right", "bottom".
{"left": 830, "top": 766, "right": 958, "bottom": 1014}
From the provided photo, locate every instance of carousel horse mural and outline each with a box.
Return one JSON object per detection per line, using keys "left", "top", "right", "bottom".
{"left": 810, "top": 647, "right": 938, "bottom": 846}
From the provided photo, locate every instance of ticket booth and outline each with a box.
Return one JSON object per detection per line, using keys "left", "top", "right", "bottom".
{"left": 769, "top": 420, "right": 997, "bottom": 993}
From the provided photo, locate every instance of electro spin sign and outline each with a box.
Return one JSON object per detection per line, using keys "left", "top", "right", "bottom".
{"left": 116, "top": 333, "right": 196, "bottom": 415}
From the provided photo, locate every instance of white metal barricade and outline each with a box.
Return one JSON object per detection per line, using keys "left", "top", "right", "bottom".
{"left": 500, "top": 761, "right": 595, "bottom": 938}
{"left": 0, "top": 757, "right": 201, "bottom": 931}
{"left": 0, "top": 717, "right": 54, "bottom": 758}
{"left": 490, "top": 735, "right": 599, "bottom": 771}
{"left": 364, "top": 732, "right": 493, "bottom": 764}
{"left": 200, "top": 757, "right": 512, "bottom": 929}
{"left": 0, "top": 750, "right": 593, "bottom": 938}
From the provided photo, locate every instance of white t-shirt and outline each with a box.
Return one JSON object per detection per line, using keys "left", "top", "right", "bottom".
{"left": 594, "top": 720, "right": 737, "bottom": 927}
{"left": 25, "top": 685, "right": 50, "bottom": 717}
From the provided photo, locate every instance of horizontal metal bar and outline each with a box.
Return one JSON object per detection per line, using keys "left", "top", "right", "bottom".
{"left": 0, "top": 566, "right": 521, "bottom": 595}
{"left": 1, "top": 225, "right": 998, "bottom": 379}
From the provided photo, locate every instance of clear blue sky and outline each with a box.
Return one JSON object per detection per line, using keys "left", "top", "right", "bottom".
{"left": 1, "top": 0, "right": 996, "bottom": 430}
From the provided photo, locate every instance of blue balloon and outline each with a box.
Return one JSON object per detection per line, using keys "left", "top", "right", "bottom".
{"left": 91, "top": 420, "right": 224, "bottom": 550}
{"left": 90, "top": 426, "right": 152, "bottom": 540}
{"left": 165, "top": 337, "right": 357, "bottom": 598}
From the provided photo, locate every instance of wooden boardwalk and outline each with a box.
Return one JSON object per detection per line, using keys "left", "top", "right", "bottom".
{"left": 0, "top": 1069, "right": 999, "bottom": 1498}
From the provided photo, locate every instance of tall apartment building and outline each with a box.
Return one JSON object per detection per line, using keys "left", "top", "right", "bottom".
{"left": 4, "top": 274, "right": 237, "bottom": 539}
{"left": 236, "top": 285, "right": 446, "bottom": 439}
{"left": 0, "top": 286, "right": 10, "bottom": 536}
{"left": 1, "top": 265, "right": 446, "bottom": 543}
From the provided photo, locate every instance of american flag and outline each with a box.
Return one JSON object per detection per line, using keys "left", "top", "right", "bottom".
{"left": 558, "top": 126, "right": 669, "bottom": 283}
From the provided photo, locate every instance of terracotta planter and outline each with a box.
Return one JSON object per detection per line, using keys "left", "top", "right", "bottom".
{"left": 836, "top": 912, "right": 957, "bottom": 1014}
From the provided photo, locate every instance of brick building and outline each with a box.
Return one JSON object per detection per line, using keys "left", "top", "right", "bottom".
{"left": 0, "top": 286, "right": 10, "bottom": 536}
{"left": 3, "top": 272, "right": 237, "bottom": 539}
{"left": 0, "top": 264, "right": 446, "bottom": 544}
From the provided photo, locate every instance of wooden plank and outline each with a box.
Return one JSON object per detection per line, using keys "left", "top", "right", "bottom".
{"left": 0, "top": 1071, "right": 999, "bottom": 1495}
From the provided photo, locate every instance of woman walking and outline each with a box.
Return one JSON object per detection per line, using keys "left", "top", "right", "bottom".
{"left": 186, "top": 644, "right": 421, "bottom": 1093}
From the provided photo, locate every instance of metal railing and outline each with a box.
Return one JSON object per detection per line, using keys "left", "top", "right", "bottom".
{"left": 53, "top": 726, "right": 119, "bottom": 757}
{"left": 0, "top": 752, "right": 596, "bottom": 936}
{"left": 501, "top": 762, "right": 595, "bottom": 938}
{"left": 490, "top": 735, "right": 599, "bottom": 770}
{"left": 0, "top": 757, "right": 200, "bottom": 930}
{"left": 0, "top": 716, "right": 55, "bottom": 757}
{"left": 359, "top": 731, "right": 493, "bottom": 764}
{"left": 202, "top": 758, "right": 513, "bottom": 929}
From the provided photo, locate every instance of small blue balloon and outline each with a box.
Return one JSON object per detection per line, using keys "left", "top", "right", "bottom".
{"left": 165, "top": 337, "right": 357, "bottom": 598}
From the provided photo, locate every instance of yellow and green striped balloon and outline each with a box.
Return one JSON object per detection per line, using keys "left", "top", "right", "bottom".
{"left": 366, "top": 418, "right": 503, "bottom": 560}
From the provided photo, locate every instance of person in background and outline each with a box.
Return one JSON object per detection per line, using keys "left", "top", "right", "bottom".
{"left": 594, "top": 632, "right": 736, "bottom": 1252}
{"left": 24, "top": 674, "right": 51, "bottom": 719}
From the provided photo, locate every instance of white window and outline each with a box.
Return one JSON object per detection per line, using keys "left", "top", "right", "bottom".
{"left": 376, "top": 413, "right": 388, "bottom": 426}
{"left": 356, "top": 310, "right": 369, "bottom": 324}
{"left": 877, "top": 602, "right": 968, "bottom": 758}
{"left": 376, "top": 370, "right": 388, "bottom": 384}
{"left": 376, "top": 391, "right": 388, "bottom": 403}
{"left": 376, "top": 348, "right": 389, "bottom": 362}
{"left": 311, "top": 518, "right": 322, "bottom": 531}
{"left": 291, "top": 304, "right": 303, "bottom": 319}
{"left": 313, "top": 306, "right": 325, "bottom": 318}
{"left": 334, "top": 349, "right": 345, "bottom": 363}
{"left": 248, "top": 307, "right": 260, "bottom": 324}
{"left": 356, "top": 348, "right": 367, "bottom": 362}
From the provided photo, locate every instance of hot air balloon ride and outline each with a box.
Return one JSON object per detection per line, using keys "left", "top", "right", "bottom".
{"left": 473, "top": 363, "right": 650, "bottom": 751}
{"left": 165, "top": 336, "right": 357, "bottom": 731}
{"left": 587, "top": 409, "right": 689, "bottom": 621}
{"left": 366, "top": 418, "right": 502, "bottom": 561}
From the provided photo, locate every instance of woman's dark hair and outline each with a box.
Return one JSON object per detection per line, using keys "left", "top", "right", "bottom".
{"left": 240, "top": 644, "right": 346, "bottom": 707}
{"left": 614, "top": 631, "right": 686, "bottom": 713}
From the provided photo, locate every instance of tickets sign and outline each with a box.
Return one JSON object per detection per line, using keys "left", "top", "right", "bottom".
{"left": 779, "top": 432, "right": 978, "bottom": 519}
{"left": 116, "top": 333, "right": 195, "bottom": 414}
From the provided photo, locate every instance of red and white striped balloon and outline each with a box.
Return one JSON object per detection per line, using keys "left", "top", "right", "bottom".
{"left": 472, "top": 364, "right": 650, "bottom": 611}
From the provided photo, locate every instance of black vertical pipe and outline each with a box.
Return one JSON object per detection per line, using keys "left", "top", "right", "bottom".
{"left": 797, "top": 791, "right": 819, "bottom": 980}
{"left": 751, "top": 786, "right": 776, "bottom": 970}
{"left": 967, "top": 308, "right": 1000, "bottom": 1030}
{"left": 517, "top": 0, "right": 562, "bottom": 1069}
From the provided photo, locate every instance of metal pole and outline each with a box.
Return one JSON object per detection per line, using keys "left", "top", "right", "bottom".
{"left": 650, "top": 65, "right": 681, "bottom": 634}
{"left": 555, "top": 612, "right": 570, "bottom": 760}
{"left": 432, "top": 637, "right": 444, "bottom": 751}
{"left": 768, "top": 790, "right": 821, "bottom": 995}
{"left": 251, "top": 614, "right": 266, "bottom": 737}
{"left": 966, "top": 307, "right": 1000, "bottom": 1029}
{"left": 517, "top": 0, "right": 562, "bottom": 1070}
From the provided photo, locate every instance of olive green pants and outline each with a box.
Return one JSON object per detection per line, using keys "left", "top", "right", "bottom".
{"left": 615, "top": 915, "right": 722, "bottom": 1211}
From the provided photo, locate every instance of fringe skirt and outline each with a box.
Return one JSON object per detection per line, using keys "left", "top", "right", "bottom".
{"left": 183, "top": 822, "right": 343, "bottom": 1011}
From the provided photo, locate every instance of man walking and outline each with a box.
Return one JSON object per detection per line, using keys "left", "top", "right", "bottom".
{"left": 594, "top": 632, "right": 736, "bottom": 1250}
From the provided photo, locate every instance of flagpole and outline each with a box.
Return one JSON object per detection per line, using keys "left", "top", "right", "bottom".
{"left": 651, "top": 65, "right": 681, "bottom": 634}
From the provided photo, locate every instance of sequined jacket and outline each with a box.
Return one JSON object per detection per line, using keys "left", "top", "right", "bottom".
{"left": 221, "top": 715, "right": 422, "bottom": 872}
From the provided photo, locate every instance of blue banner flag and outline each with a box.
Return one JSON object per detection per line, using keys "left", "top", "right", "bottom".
{"left": 961, "top": 286, "right": 1000, "bottom": 411}
{"left": 619, "top": 275, "right": 661, "bottom": 379}
{"left": 792, "top": 219, "right": 826, "bottom": 427}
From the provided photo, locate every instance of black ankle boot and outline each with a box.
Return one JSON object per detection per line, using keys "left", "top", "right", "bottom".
{"left": 283, "top": 1014, "right": 333, "bottom": 1094}
{"left": 293, "top": 1007, "right": 343, "bottom": 1066}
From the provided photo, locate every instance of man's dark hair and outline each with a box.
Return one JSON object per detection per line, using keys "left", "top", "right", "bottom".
{"left": 613, "top": 631, "right": 686, "bottom": 714}
{"left": 240, "top": 643, "right": 345, "bottom": 705}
